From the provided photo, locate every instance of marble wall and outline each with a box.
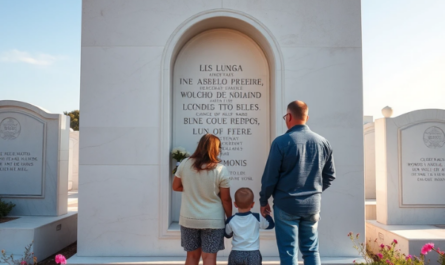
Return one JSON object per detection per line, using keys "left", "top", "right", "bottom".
{"left": 0, "top": 100, "right": 69, "bottom": 216}
{"left": 78, "top": 0, "right": 364, "bottom": 257}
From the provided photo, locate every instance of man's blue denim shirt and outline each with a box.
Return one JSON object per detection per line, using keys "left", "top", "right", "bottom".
{"left": 259, "top": 125, "right": 336, "bottom": 215}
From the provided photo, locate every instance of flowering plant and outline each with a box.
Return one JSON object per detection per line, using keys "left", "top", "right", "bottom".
{"left": 348, "top": 232, "right": 424, "bottom": 265}
{"left": 55, "top": 254, "right": 67, "bottom": 264}
{"left": 420, "top": 242, "right": 445, "bottom": 265}
{"left": 1, "top": 242, "right": 37, "bottom": 265}
{"left": 171, "top": 147, "right": 190, "bottom": 174}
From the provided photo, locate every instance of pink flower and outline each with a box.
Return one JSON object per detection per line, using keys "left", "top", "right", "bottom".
{"left": 421, "top": 243, "right": 434, "bottom": 255}
{"left": 20, "top": 261, "right": 26, "bottom": 265}
{"left": 393, "top": 239, "right": 398, "bottom": 244}
{"left": 347, "top": 232, "right": 352, "bottom": 237}
{"left": 55, "top": 254, "right": 67, "bottom": 264}
{"left": 380, "top": 244, "right": 385, "bottom": 249}
{"left": 385, "top": 259, "right": 391, "bottom": 264}
{"left": 406, "top": 255, "right": 412, "bottom": 260}
{"left": 377, "top": 253, "right": 383, "bottom": 259}
{"left": 387, "top": 245, "right": 392, "bottom": 250}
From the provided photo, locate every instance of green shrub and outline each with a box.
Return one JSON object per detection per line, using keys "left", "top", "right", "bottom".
{"left": 0, "top": 198, "right": 15, "bottom": 218}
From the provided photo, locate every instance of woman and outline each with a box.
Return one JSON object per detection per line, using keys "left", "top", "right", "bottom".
{"left": 172, "top": 134, "right": 232, "bottom": 265}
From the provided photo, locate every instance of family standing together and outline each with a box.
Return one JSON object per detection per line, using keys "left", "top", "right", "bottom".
{"left": 172, "top": 100, "right": 336, "bottom": 265}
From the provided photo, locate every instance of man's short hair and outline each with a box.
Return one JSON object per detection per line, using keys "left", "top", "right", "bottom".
{"left": 287, "top": 101, "right": 308, "bottom": 121}
{"left": 234, "top": 187, "right": 254, "bottom": 209}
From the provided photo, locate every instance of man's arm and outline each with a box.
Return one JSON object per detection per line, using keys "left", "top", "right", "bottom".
{"left": 259, "top": 140, "right": 282, "bottom": 214}
{"left": 322, "top": 147, "right": 336, "bottom": 191}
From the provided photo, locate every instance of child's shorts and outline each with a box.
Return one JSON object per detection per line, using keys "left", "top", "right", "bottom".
{"left": 180, "top": 226, "right": 225, "bottom": 253}
{"left": 228, "top": 250, "right": 262, "bottom": 265}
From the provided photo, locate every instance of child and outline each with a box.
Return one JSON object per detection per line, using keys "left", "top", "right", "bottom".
{"left": 225, "top": 187, "right": 275, "bottom": 265}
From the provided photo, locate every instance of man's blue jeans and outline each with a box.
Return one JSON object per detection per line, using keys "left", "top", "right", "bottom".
{"left": 274, "top": 205, "right": 321, "bottom": 265}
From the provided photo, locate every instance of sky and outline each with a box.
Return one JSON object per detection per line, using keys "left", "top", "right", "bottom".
{"left": 0, "top": 1, "right": 81, "bottom": 113}
{"left": 0, "top": 0, "right": 444, "bottom": 119}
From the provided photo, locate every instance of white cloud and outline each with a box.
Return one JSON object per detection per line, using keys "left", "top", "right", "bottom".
{"left": 0, "top": 49, "right": 64, "bottom": 66}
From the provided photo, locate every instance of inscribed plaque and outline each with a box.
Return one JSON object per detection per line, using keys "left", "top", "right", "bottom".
{"left": 0, "top": 112, "right": 45, "bottom": 196}
{"left": 400, "top": 122, "right": 445, "bottom": 206}
{"left": 172, "top": 29, "right": 270, "bottom": 218}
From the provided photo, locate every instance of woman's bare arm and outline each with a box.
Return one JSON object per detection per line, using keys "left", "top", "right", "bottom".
{"left": 220, "top": 187, "right": 232, "bottom": 218}
{"left": 172, "top": 177, "right": 183, "bottom": 192}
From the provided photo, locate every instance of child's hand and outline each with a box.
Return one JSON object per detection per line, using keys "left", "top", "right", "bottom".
{"left": 261, "top": 204, "right": 271, "bottom": 217}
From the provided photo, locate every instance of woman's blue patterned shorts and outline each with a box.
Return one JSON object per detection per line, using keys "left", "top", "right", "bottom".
{"left": 180, "top": 226, "right": 225, "bottom": 253}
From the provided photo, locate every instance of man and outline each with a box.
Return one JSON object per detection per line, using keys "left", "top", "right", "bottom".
{"left": 259, "top": 100, "right": 336, "bottom": 265}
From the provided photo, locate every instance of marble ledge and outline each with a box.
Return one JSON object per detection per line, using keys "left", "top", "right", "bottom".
{"left": 367, "top": 220, "right": 445, "bottom": 240}
{"left": 0, "top": 212, "right": 78, "bottom": 229}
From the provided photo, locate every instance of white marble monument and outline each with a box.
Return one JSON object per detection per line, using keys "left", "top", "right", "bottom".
{"left": 0, "top": 100, "right": 77, "bottom": 263}
{"left": 72, "top": 0, "right": 364, "bottom": 263}
{"left": 365, "top": 109, "right": 445, "bottom": 260}
{"left": 375, "top": 109, "right": 445, "bottom": 225}
{"left": 0, "top": 100, "right": 69, "bottom": 216}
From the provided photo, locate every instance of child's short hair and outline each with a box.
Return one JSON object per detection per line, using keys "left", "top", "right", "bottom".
{"left": 234, "top": 187, "right": 254, "bottom": 209}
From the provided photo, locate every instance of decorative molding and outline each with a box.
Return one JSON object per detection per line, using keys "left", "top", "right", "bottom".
{"left": 0, "top": 100, "right": 60, "bottom": 120}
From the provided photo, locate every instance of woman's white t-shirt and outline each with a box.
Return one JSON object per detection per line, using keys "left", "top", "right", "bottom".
{"left": 175, "top": 157, "right": 230, "bottom": 229}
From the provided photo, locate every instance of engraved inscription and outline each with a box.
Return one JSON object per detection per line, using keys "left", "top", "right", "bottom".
{"left": 171, "top": 30, "right": 270, "bottom": 219}
{"left": 0, "top": 151, "right": 39, "bottom": 172}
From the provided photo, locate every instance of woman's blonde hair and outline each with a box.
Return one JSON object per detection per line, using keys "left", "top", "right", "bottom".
{"left": 190, "top": 134, "right": 221, "bottom": 171}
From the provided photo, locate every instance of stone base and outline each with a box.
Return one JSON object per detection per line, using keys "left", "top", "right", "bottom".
{"left": 365, "top": 199, "right": 376, "bottom": 220}
{"left": 0, "top": 212, "right": 77, "bottom": 263}
{"left": 68, "top": 255, "right": 363, "bottom": 265}
{"left": 366, "top": 220, "right": 445, "bottom": 261}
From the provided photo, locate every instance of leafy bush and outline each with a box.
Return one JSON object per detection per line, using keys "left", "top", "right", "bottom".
{"left": 0, "top": 198, "right": 15, "bottom": 218}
